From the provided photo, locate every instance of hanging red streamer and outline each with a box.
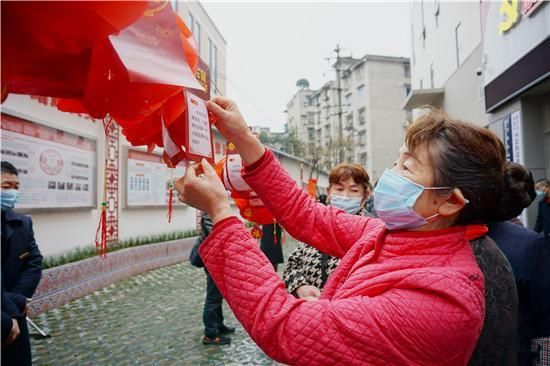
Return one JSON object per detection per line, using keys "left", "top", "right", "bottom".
{"left": 167, "top": 182, "right": 174, "bottom": 223}
{"left": 94, "top": 201, "right": 107, "bottom": 258}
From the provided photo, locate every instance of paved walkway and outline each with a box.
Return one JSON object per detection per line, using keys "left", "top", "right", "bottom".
{"left": 31, "top": 241, "right": 297, "bottom": 365}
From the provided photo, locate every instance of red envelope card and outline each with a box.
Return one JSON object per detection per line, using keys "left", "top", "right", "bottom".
{"left": 184, "top": 91, "right": 214, "bottom": 165}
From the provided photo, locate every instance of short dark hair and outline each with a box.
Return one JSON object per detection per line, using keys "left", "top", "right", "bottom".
{"left": 1, "top": 161, "right": 18, "bottom": 176}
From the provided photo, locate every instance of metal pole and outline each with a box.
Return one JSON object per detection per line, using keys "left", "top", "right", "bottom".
{"left": 27, "top": 317, "right": 50, "bottom": 338}
{"left": 335, "top": 44, "right": 344, "bottom": 163}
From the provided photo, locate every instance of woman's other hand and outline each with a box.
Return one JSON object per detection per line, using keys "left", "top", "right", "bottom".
{"left": 295, "top": 285, "right": 321, "bottom": 300}
{"left": 174, "top": 159, "right": 233, "bottom": 224}
{"left": 5, "top": 319, "right": 20, "bottom": 345}
{"left": 207, "top": 97, "right": 265, "bottom": 165}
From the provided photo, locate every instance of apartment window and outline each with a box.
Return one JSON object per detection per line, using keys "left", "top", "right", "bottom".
{"left": 188, "top": 13, "right": 194, "bottom": 33}
{"left": 455, "top": 22, "right": 464, "bottom": 67}
{"left": 421, "top": 0, "right": 426, "bottom": 49}
{"left": 355, "top": 66, "right": 364, "bottom": 81}
{"left": 404, "top": 64, "right": 411, "bottom": 78}
{"left": 308, "top": 112, "right": 315, "bottom": 125}
{"left": 208, "top": 39, "right": 213, "bottom": 67}
{"left": 434, "top": 0, "right": 440, "bottom": 27}
{"left": 411, "top": 23, "right": 416, "bottom": 66}
{"left": 194, "top": 22, "right": 201, "bottom": 55}
{"left": 430, "top": 63, "right": 435, "bottom": 88}
{"left": 345, "top": 93, "right": 352, "bottom": 108}
{"left": 358, "top": 130, "right": 367, "bottom": 146}
{"left": 343, "top": 75, "right": 350, "bottom": 89}
{"left": 170, "top": 0, "right": 178, "bottom": 11}
{"left": 346, "top": 114, "right": 353, "bottom": 130}
{"left": 308, "top": 127, "right": 315, "bottom": 140}
{"left": 358, "top": 108, "right": 366, "bottom": 125}
{"left": 420, "top": 79, "right": 423, "bottom": 89}
{"left": 359, "top": 152, "right": 367, "bottom": 165}
{"left": 405, "top": 84, "right": 411, "bottom": 97}
{"left": 357, "top": 85, "right": 366, "bottom": 101}
{"left": 213, "top": 45, "right": 218, "bottom": 92}
{"left": 422, "top": 26, "right": 426, "bottom": 50}
{"left": 308, "top": 96, "right": 314, "bottom": 106}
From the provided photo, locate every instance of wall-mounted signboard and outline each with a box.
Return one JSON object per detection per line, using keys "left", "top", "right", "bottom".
{"left": 126, "top": 149, "right": 185, "bottom": 207}
{"left": 1, "top": 113, "right": 97, "bottom": 209}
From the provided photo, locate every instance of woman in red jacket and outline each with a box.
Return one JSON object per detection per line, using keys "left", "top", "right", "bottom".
{"left": 175, "top": 98, "right": 531, "bottom": 366}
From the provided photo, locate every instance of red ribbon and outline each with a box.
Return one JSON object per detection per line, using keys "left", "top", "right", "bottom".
{"left": 167, "top": 183, "right": 173, "bottom": 223}
{"left": 94, "top": 202, "right": 107, "bottom": 258}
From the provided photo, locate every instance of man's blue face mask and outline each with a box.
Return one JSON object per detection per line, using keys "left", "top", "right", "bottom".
{"left": 373, "top": 169, "right": 457, "bottom": 230}
{"left": 1, "top": 189, "right": 19, "bottom": 210}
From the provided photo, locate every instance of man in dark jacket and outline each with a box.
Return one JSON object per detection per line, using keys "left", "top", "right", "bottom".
{"left": 534, "top": 179, "right": 550, "bottom": 238}
{"left": 260, "top": 222, "right": 283, "bottom": 271}
{"left": 489, "top": 221, "right": 550, "bottom": 366}
{"left": 1, "top": 161, "right": 43, "bottom": 365}
{"left": 190, "top": 212, "right": 235, "bottom": 345}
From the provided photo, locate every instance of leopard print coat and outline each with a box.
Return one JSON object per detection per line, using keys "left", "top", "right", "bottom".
{"left": 282, "top": 207, "right": 371, "bottom": 295}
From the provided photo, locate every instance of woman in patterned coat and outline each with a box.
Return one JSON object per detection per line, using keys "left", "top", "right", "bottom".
{"left": 283, "top": 163, "right": 372, "bottom": 299}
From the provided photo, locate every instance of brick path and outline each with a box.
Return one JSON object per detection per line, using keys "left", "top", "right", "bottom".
{"left": 30, "top": 241, "right": 297, "bottom": 365}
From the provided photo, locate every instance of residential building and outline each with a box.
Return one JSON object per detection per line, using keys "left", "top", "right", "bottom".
{"left": 404, "top": 1, "right": 487, "bottom": 124}
{"left": 341, "top": 55, "right": 411, "bottom": 181}
{"left": 405, "top": 0, "right": 550, "bottom": 226}
{"left": 286, "top": 87, "right": 317, "bottom": 154}
{"left": 286, "top": 55, "right": 411, "bottom": 181}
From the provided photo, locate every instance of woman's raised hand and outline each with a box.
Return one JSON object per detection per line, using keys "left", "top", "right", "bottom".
{"left": 174, "top": 159, "right": 233, "bottom": 224}
{"left": 207, "top": 97, "right": 265, "bottom": 165}
{"left": 207, "top": 97, "right": 250, "bottom": 143}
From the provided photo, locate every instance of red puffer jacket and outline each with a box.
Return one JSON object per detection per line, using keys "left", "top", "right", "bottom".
{"left": 200, "top": 149, "right": 485, "bottom": 366}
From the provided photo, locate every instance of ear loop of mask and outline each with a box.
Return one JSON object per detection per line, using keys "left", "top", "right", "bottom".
{"left": 422, "top": 189, "right": 470, "bottom": 222}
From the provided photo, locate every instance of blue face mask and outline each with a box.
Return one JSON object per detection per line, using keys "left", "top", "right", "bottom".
{"left": 330, "top": 195, "right": 363, "bottom": 214}
{"left": 374, "top": 169, "right": 453, "bottom": 230}
{"left": 536, "top": 190, "right": 546, "bottom": 199}
{"left": 1, "top": 189, "right": 19, "bottom": 210}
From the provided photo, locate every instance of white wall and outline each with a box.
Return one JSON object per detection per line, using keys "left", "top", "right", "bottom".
{"left": 2, "top": 95, "right": 201, "bottom": 256}
{"left": 411, "top": 1, "right": 482, "bottom": 89}
{"left": 367, "top": 59, "right": 408, "bottom": 181}
{"left": 2, "top": 95, "right": 324, "bottom": 256}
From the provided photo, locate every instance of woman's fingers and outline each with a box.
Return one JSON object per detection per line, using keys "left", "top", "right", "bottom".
{"left": 210, "top": 96, "right": 232, "bottom": 109}
{"left": 201, "top": 158, "right": 217, "bottom": 178}
{"left": 206, "top": 100, "right": 227, "bottom": 118}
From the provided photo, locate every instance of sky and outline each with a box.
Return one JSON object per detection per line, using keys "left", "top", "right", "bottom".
{"left": 201, "top": 1, "right": 412, "bottom": 132}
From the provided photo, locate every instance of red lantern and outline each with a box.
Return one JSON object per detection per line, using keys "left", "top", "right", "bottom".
{"left": 215, "top": 143, "right": 274, "bottom": 225}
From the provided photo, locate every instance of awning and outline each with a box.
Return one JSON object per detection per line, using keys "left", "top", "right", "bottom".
{"left": 403, "top": 88, "right": 445, "bottom": 110}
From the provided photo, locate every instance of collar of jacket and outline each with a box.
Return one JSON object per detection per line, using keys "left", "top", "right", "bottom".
{"left": 379, "top": 225, "right": 486, "bottom": 257}
{"left": 2, "top": 209, "right": 23, "bottom": 223}
{"left": 1, "top": 209, "right": 23, "bottom": 241}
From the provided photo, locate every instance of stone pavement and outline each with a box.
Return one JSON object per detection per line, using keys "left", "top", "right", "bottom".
{"left": 30, "top": 240, "right": 297, "bottom": 365}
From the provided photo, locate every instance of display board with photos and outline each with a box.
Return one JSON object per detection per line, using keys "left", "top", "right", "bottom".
{"left": 126, "top": 149, "right": 186, "bottom": 207}
{"left": 1, "top": 113, "right": 97, "bottom": 209}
